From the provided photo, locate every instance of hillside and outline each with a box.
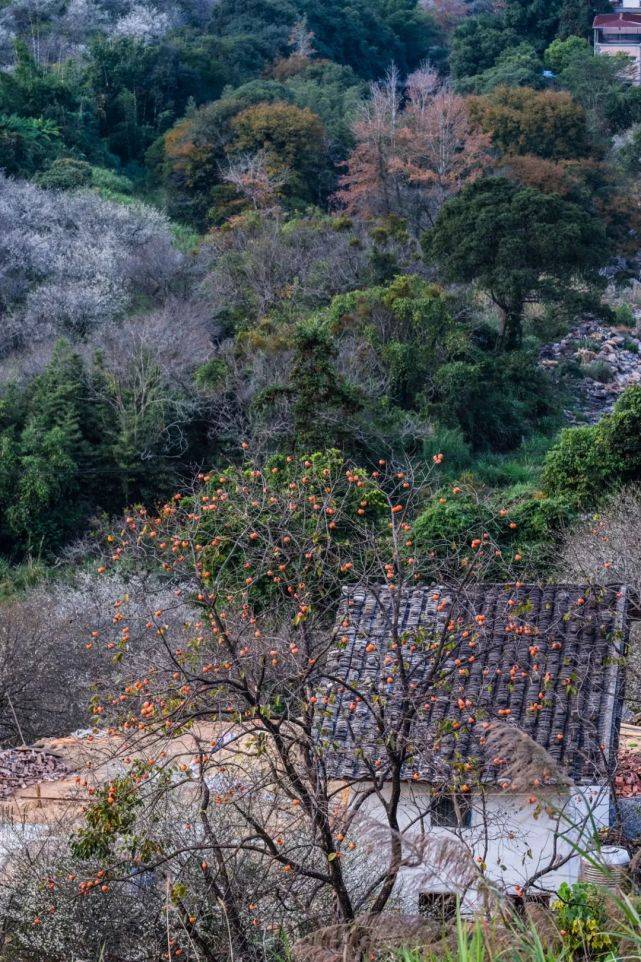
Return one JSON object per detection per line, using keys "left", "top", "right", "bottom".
{"left": 3, "top": 0, "right": 641, "bottom": 959}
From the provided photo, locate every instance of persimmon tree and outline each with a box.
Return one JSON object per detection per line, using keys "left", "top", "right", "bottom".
{"left": 65, "top": 450, "right": 514, "bottom": 960}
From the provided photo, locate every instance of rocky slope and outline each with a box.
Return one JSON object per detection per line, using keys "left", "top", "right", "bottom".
{"left": 540, "top": 318, "right": 641, "bottom": 422}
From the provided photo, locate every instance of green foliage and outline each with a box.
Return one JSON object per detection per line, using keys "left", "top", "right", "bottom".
{"left": 277, "top": 60, "right": 365, "bottom": 156}
{"left": 255, "top": 319, "right": 364, "bottom": 451}
{"left": 613, "top": 303, "right": 636, "bottom": 328}
{"left": 423, "top": 427, "right": 472, "bottom": 474}
{"left": 553, "top": 882, "right": 618, "bottom": 959}
{"left": 582, "top": 359, "right": 614, "bottom": 384}
{"left": 301, "top": 0, "right": 445, "bottom": 78}
{"left": 616, "top": 124, "right": 641, "bottom": 176}
{"left": 424, "top": 177, "right": 608, "bottom": 348}
{"left": 603, "top": 384, "right": 641, "bottom": 476}
{"left": 413, "top": 484, "right": 574, "bottom": 577}
{"left": 546, "top": 37, "right": 641, "bottom": 136}
{"left": 431, "top": 348, "right": 555, "bottom": 452}
{"left": 0, "top": 344, "right": 93, "bottom": 555}
{"left": 324, "top": 276, "right": 555, "bottom": 452}
{"left": 0, "top": 113, "right": 62, "bottom": 176}
{"left": 87, "top": 34, "right": 227, "bottom": 163}
{"left": 35, "top": 158, "right": 136, "bottom": 195}
{"left": 35, "top": 156, "right": 93, "bottom": 190}
{"left": 456, "top": 44, "right": 544, "bottom": 95}
{"left": 503, "top": 0, "right": 611, "bottom": 50}
{"left": 544, "top": 35, "right": 590, "bottom": 75}
{"left": 212, "top": 0, "right": 445, "bottom": 81}
{"left": 0, "top": 341, "right": 210, "bottom": 559}
{"left": 71, "top": 775, "right": 143, "bottom": 861}
{"left": 468, "top": 86, "right": 593, "bottom": 160}
{"left": 449, "top": 15, "right": 519, "bottom": 81}
{"left": 156, "top": 449, "right": 390, "bottom": 610}
{"left": 541, "top": 389, "right": 641, "bottom": 507}
{"left": 89, "top": 165, "right": 135, "bottom": 199}
{"left": 327, "top": 275, "right": 467, "bottom": 411}
{"left": 542, "top": 424, "right": 617, "bottom": 508}
{"left": 0, "top": 42, "right": 102, "bottom": 161}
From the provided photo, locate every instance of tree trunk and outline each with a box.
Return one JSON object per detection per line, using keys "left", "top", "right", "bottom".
{"left": 496, "top": 303, "right": 523, "bottom": 350}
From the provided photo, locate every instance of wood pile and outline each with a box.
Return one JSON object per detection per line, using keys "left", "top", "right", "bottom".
{"left": 615, "top": 750, "right": 641, "bottom": 798}
{"left": 0, "top": 747, "right": 67, "bottom": 800}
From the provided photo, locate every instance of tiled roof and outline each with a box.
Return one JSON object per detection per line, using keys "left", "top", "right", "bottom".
{"left": 316, "top": 584, "right": 628, "bottom": 786}
{"left": 594, "top": 12, "right": 641, "bottom": 26}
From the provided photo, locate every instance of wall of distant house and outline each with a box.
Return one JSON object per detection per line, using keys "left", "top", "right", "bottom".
{"left": 355, "top": 782, "right": 610, "bottom": 913}
{"left": 595, "top": 43, "right": 641, "bottom": 83}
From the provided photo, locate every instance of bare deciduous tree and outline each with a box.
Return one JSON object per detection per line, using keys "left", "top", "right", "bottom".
{"left": 336, "top": 67, "right": 491, "bottom": 234}
{"left": 222, "top": 152, "right": 289, "bottom": 212}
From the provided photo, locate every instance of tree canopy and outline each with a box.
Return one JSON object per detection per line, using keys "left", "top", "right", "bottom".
{"left": 424, "top": 176, "right": 608, "bottom": 348}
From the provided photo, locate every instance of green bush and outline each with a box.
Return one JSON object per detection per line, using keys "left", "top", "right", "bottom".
{"left": 543, "top": 388, "right": 641, "bottom": 507}
{"left": 602, "top": 384, "right": 641, "bottom": 476}
{"left": 90, "top": 165, "right": 134, "bottom": 197}
{"left": 582, "top": 359, "right": 615, "bottom": 384}
{"left": 553, "top": 882, "right": 618, "bottom": 959}
{"left": 614, "top": 303, "right": 635, "bottom": 328}
{"left": 542, "top": 424, "right": 618, "bottom": 508}
{"left": 36, "top": 157, "right": 93, "bottom": 190}
{"left": 413, "top": 486, "right": 574, "bottom": 577}
{"left": 432, "top": 349, "right": 556, "bottom": 452}
{"left": 423, "top": 426, "right": 472, "bottom": 474}
{"left": 0, "top": 114, "right": 62, "bottom": 176}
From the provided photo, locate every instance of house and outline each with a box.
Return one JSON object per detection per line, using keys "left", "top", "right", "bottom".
{"left": 317, "top": 583, "right": 629, "bottom": 916}
{"left": 594, "top": 2, "right": 641, "bottom": 83}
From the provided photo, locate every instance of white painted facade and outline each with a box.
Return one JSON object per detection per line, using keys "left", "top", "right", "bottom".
{"left": 355, "top": 782, "right": 611, "bottom": 913}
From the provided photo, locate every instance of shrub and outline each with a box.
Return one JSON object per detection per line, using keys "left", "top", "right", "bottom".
{"left": 431, "top": 349, "right": 556, "bottom": 452}
{"left": 582, "top": 359, "right": 615, "bottom": 383}
{"left": 543, "top": 387, "right": 641, "bottom": 507}
{"left": 90, "top": 164, "right": 134, "bottom": 197}
{"left": 542, "top": 424, "right": 618, "bottom": 508}
{"left": 36, "top": 157, "right": 93, "bottom": 190}
{"left": 423, "top": 426, "right": 472, "bottom": 474}
{"left": 602, "top": 384, "right": 641, "bottom": 476}
{"left": 614, "top": 303, "right": 636, "bottom": 328}
{"left": 553, "top": 882, "right": 618, "bottom": 959}
{"left": 413, "top": 486, "right": 574, "bottom": 577}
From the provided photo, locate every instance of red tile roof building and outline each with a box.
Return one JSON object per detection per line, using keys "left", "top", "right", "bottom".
{"left": 594, "top": 7, "right": 641, "bottom": 82}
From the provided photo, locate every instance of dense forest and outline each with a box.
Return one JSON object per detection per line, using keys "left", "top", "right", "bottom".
{"left": 3, "top": 0, "right": 641, "bottom": 572}
{"left": 4, "top": 0, "right": 641, "bottom": 958}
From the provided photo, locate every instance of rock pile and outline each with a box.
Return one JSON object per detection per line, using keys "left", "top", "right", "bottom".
{"left": 0, "top": 747, "right": 67, "bottom": 800}
{"left": 540, "top": 318, "right": 641, "bottom": 423}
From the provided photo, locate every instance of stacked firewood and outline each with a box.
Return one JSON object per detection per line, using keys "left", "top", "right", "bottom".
{"left": 0, "top": 747, "right": 67, "bottom": 800}
{"left": 615, "top": 750, "right": 641, "bottom": 798}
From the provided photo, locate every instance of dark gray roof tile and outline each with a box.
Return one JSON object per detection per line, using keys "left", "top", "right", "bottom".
{"left": 316, "top": 584, "right": 629, "bottom": 786}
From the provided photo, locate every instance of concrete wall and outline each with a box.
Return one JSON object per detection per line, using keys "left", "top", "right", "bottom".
{"left": 355, "top": 782, "right": 610, "bottom": 913}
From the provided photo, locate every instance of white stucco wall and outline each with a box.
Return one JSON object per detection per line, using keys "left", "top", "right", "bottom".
{"left": 354, "top": 782, "right": 610, "bottom": 913}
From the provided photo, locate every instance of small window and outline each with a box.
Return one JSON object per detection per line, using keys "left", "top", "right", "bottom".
{"left": 418, "top": 892, "right": 458, "bottom": 924}
{"left": 430, "top": 793, "right": 472, "bottom": 828}
{"left": 507, "top": 892, "right": 551, "bottom": 916}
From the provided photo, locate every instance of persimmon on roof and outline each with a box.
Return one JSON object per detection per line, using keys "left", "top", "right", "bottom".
{"left": 316, "top": 583, "right": 629, "bottom": 785}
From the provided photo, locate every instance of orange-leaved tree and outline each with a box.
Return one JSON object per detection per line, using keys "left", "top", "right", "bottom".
{"left": 336, "top": 66, "right": 491, "bottom": 234}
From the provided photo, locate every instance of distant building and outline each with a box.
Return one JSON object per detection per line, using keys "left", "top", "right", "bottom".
{"left": 317, "top": 583, "right": 630, "bottom": 914}
{"left": 594, "top": 1, "right": 641, "bottom": 83}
